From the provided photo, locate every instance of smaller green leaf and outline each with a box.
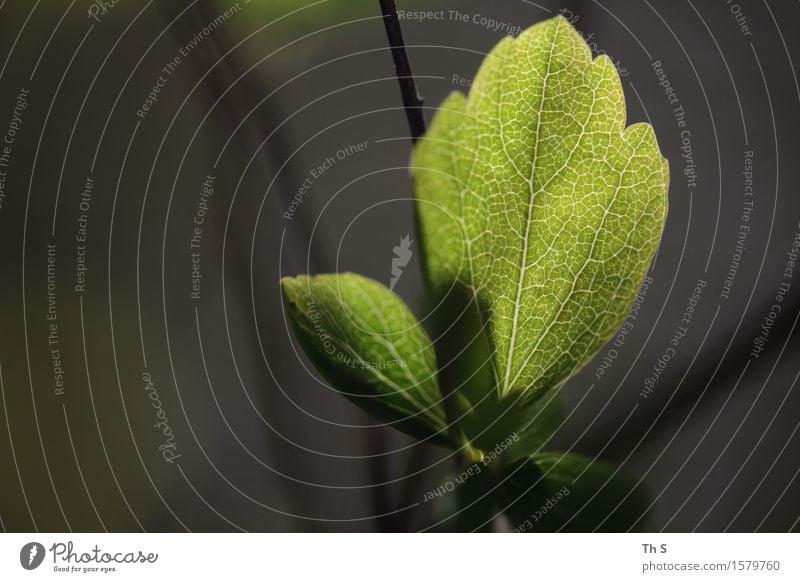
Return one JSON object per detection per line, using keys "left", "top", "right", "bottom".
{"left": 281, "top": 273, "right": 449, "bottom": 444}
{"left": 498, "top": 453, "right": 650, "bottom": 532}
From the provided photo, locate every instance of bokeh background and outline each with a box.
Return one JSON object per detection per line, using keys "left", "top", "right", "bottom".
{"left": 0, "top": 0, "right": 799, "bottom": 532}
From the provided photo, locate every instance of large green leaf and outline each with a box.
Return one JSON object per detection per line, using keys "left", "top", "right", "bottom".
{"left": 281, "top": 273, "right": 449, "bottom": 444}
{"left": 498, "top": 452, "right": 650, "bottom": 532}
{"left": 413, "top": 15, "right": 669, "bottom": 404}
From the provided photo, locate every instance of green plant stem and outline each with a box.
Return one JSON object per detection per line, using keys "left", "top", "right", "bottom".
{"left": 463, "top": 443, "right": 484, "bottom": 465}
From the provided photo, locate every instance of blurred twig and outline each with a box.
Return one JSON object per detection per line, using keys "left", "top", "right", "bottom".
{"left": 172, "top": 1, "right": 330, "bottom": 274}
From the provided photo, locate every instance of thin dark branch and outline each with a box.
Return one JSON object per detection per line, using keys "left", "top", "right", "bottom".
{"left": 378, "top": 0, "right": 426, "bottom": 142}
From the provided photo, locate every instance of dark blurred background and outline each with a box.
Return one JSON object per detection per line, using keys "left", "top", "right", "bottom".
{"left": 0, "top": 0, "right": 798, "bottom": 532}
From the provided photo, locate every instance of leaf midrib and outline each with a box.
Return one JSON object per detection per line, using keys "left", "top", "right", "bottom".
{"left": 501, "top": 18, "right": 560, "bottom": 397}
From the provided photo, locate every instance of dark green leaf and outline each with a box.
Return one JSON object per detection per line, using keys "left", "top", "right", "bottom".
{"left": 499, "top": 452, "right": 650, "bottom": 532}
